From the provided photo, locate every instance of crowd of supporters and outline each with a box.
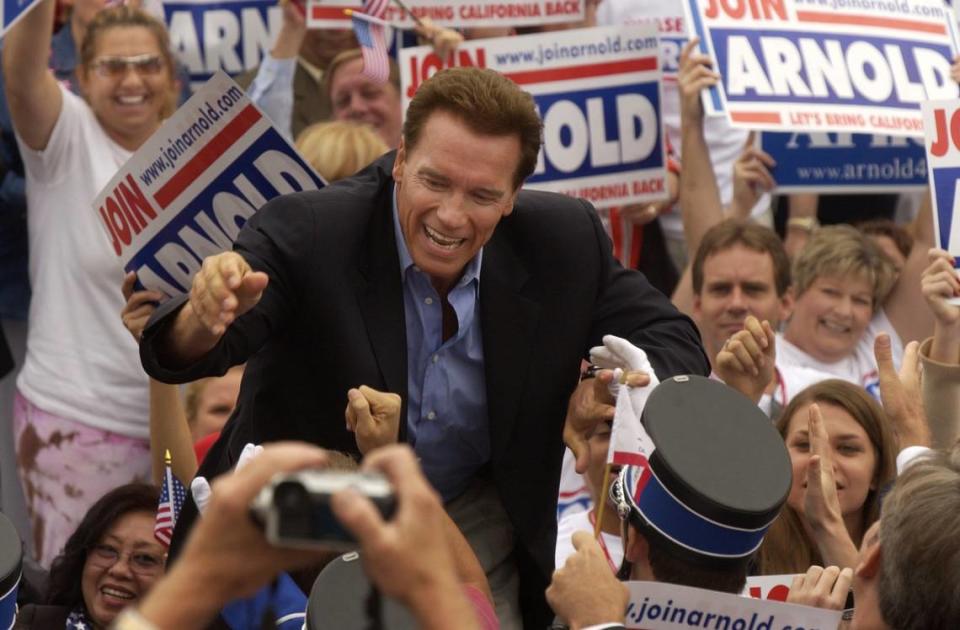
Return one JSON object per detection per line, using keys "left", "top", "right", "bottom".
{"left": 0, "top": 0, "right": 958, "bottom": 628}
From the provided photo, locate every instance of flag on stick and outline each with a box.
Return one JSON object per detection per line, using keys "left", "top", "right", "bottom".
{"left": 154, "top": 449, "right": 187, "bottom": 547}
{"left": 346, "top": 9, "right": 391, "bottom": 84}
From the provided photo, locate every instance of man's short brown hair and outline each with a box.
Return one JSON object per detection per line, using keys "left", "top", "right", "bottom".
{"left": 691, "top": 220, "right": 791, "bottom": 297}
{"left": 403, "top": 67, "right": 543, "bottom": 190}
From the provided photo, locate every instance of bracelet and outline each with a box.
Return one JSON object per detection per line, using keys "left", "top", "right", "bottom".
{"left": 786, "top": 216, "right": 819, "bottom": 233}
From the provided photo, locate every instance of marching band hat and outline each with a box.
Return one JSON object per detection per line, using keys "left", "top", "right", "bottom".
{"left": 611, "top": 375, "right": 791, "bottom": 566}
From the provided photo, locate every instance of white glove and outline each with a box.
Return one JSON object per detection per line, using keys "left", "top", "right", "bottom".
{"left": 191, "top": 443, "right": 263, "bottom": 514}
{"left": 590, "top": 335, "right": 658, "bottom": 397}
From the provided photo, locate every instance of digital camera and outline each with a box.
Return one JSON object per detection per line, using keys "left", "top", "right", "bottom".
{"left": 251, "top": 470, "right": 396, "bottom": 551}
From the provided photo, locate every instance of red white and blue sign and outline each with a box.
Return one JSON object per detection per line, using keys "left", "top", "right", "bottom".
{"left": 308, "top": 0, "right": 584, "bottom": 28}
{"left": 760, "top": 132, "right": 927, "bottom": 193}
{"left": 684, "top": 0, "right": 960, "bottom": 135}
{"left": 400, "top": 25, "right": 668, "bottom": 209}
{"left": 923, "top": 99, "right": 960, "bottom": 272}
{"left": 92, "top": 72, "right": 325, "bottom": 298}
{"left": 163, "top": 0, "right": 283, "bottom": 89}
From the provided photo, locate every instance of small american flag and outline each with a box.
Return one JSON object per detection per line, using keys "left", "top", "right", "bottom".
{"left": 362, "top": 0, "right": 390, "bottom": 19}
{"left": 351, "top": 14, "right": 390, "bottom": 84}
{"left": 154, "top": 451, "right": 187, "bottom": 547}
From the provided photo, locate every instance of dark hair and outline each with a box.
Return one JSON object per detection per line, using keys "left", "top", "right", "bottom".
{"left": 403, "top": 67, "right": 543, "bottom": 190}
{"left": 622, "top": 514, "right": 748, "bottom": 594}
{"left": 78, "top": 5, "right": 178, "bottom": 118}
{"left": 692, "top": 219, "right": 791, "bottom": 297}
{"left": 45, "top": 483, "right": 160, "bottom": 609}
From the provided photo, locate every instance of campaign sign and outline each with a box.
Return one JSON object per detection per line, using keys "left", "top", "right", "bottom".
{"left": 164, "top": 0, "right": 283, "bottom": 89}
{"left": 624, "top": 581, "right": 841, "bottom": 630}
{"left": 92, "top": 72, "right": 325, "bottom": 298}
{"left": 597, "top": 0, "right": 687, "bottom": 79}
{"left": 308, "top": 0, "right": 583, "bottom": 28}
{"left": 761, "top": 132, "right": 927, "bottom": 193}
{"left": 683, "top": 0, "right": 960, "bottom": 136}
{"left": 741, "top": 574, "right": 796, "bottom": 602}
{"left": 400, "top": 25, "right": 668, "bottom": 209}
{"left": 922, "top": 99, "right": 960, "bottom": 275}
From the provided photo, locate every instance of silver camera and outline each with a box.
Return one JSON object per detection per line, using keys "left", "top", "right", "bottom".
{"left": 251, "top": 470, "right": 396, "bottom": 551}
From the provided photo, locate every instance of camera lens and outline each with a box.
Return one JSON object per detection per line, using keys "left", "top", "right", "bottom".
{"left": 274, "top": 481, "right": 308, "bottom": 511}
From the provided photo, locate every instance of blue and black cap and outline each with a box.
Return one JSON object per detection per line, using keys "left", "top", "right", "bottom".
{"left": 611, "top": 375, "right": 791, "bottom": 566}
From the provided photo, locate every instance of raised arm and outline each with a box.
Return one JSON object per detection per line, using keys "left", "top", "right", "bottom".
{"left": 885, "top": 191, "right": 936, "bottom": 344}
{"left": 2, "top": 0, "right": 63, "bottom": 150}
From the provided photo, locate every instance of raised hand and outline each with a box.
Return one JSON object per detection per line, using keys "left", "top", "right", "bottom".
{"left": 730, "top": 132, "right": 776, "bottom": 218}
{"left": 715, "top": 315, "right": 776, "bottom": 403}
{"left": 875, "top": 334, "right": 929, "bottom": 449}
{"left": 678, "top": 37, "right": 720, "bottom": 126}
{"left": 786, "top": 565, "right": 853, "bottom": 611}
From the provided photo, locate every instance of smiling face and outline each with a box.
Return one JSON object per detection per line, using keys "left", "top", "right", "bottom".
{"left": 330, "top": 57, "right": 402, "bottom": 149}
{"left": 78, "top": 26, "right": 174, "bottom": 151}
{"left": 784, "top": 402, "right": 878, "bottom": 525}
{"left": 81, "top": 510, "right": 165, "bottom": 628}
{"left": 784, "top": 273, "right": 874, "bottom": 364}
{"left": 694, "top": 244, "right": 792, "bottom": 360}
{"left": 392, "top": 110, "right": 520, "bottom": 295}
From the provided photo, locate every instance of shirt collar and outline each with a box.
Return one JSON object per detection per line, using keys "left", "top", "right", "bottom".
{"left": 391, "top": 184, "right": 483, "bottom": 288}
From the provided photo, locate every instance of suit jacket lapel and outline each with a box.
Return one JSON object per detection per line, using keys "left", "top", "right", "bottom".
{"left": 356, "top": 170, "right": 408, "bottom": 420}
{"left": 481, "top": 230, "right": 541, "bottom": 457}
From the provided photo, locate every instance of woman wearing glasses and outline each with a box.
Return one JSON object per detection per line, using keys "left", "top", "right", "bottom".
{"left": 14, "top": 484, "right": 165, "bottom": 628}
{"left": 3, "top": 0, "right": 179, "bottom": 567}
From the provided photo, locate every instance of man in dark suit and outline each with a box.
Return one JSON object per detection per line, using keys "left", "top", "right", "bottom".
{"left": 141, "top": 67, "right": 708, "bottom": 627}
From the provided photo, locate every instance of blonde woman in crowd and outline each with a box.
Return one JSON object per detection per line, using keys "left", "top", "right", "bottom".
{"left": 295, "top": 120, "right": 388, "bottom": 183}
{"left": 4, "top": 0, "right": 180, "bottom": 565}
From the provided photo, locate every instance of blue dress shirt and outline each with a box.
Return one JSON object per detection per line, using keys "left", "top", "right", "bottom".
{"left": 391, "top": 189, "right": 490, "bottom": 501}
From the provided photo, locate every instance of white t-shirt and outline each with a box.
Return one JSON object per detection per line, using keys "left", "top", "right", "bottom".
{"left": 556, "top": 509, "right": 624, "bottom": 572}
{"left": 557, "top": 447, "right": 592, "bottom": 519}
{"left": 16, "top": 86, "right": 149, "bottom": 437}
{"left": 758, "top": 362, "right": 835, "bottom": 417}
{"left": 776, "top": 309, "right": 903, "bottom": 398}
{"left": 595, "top": 0, "right": 758, "bottom": 240}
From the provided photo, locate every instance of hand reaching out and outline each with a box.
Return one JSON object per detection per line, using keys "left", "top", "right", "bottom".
{"left": 188, "top": 251, "right": 269, "bottom": 337}
{"left": 546, "top": 531, "right": 628, "bottom": 629}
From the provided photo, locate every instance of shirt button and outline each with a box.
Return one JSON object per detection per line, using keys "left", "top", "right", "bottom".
{"left": 432, "top": 355, "right": 439, "bottom": 364}
{"left": 424, "top": 297, "right": 434, "bottom": 305}
{"left": 426, "top": 411, "right": 436, "bottom": 420}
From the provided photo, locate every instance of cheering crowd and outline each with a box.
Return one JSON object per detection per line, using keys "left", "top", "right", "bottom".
{"left": 1, "top": 0, "right": 959, "bottom": 628}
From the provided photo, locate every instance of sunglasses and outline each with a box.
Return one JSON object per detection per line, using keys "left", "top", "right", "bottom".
{"left": 90, "top": 54, "right": 165, "bottom": 78}
{"left": 87, "top": 543, "right": 166, "bottom": 576}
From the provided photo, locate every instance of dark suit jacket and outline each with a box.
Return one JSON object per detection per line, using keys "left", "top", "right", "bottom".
{"left": 141, "top": 153, "right": 708, "bottom": 627}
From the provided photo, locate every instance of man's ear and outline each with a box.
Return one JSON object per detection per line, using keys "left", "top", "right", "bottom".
{"left": 855, "top": 535, "right": 882, "bottom": 580}
{"left": 392, "top": 139, "right": 406, "bottom": 182}
{"left": 624, "top": 524, "right": 648, "bottom": 565}
{"left": 779, "top": 285, "right": 795, "bottom": 323}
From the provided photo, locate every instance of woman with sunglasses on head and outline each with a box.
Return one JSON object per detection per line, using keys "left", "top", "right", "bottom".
{"left": 14, "top": 483, "right": 165, "bottom": 629}
{"left": 3, "top": 0, "right": 179, "bottom": 568}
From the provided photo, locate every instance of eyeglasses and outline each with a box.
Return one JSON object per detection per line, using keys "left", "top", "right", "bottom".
{"left": 87, "top": 543, "right": 166, "bottom": 576}
{"left": 90, "top": 54, "right": 165, "bottom": 78}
